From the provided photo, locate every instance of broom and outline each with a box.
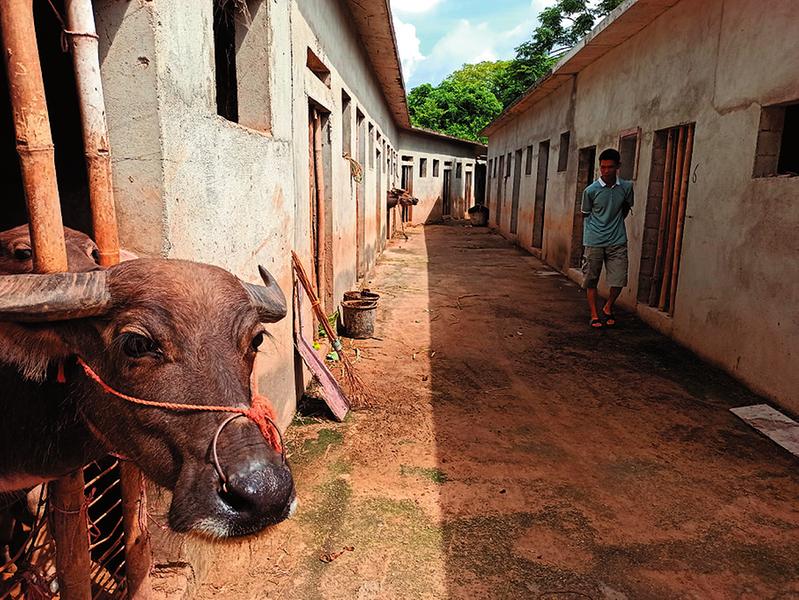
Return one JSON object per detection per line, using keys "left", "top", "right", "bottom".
{"left": 291, "top": 251, "right": 372, "bottom": 405}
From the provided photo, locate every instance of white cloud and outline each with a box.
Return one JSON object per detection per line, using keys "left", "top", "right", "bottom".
{"left": 408, "top": 17, "right": 533, "bottom": 87}
{"left": 393, "top": 17, "right": 426, "bottom": 82}
{"left": 392, "top": 0, "right": 442, "bottom": 14}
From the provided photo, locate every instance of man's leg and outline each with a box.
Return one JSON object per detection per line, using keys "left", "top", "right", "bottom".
{"left": 581, "top": 246, "right": 604, "bottom": 327}
{"left": 602, "top": 245, "right": 628, "bottom": 325}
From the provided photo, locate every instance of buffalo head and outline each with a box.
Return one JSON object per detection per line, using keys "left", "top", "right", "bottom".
{"left": 0, "top": 259, "right": 295, "bottom": 538}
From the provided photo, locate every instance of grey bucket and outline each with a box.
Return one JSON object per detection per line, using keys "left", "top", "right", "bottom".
{"left": 341, "top": 299, "right": 377, "bottom": 339}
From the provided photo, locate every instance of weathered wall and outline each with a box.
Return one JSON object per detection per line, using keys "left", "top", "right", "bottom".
{"left": 486, "top": 81, "right": 574, "bottom": 264}
{"left": 293, "top": 0, "right": 400, "bottom": 314}
{"left": 486, "top": 0, "right": 799, "bottom": 412}
{"left": 397, "top": 131, "right": 480, "bottom": 223}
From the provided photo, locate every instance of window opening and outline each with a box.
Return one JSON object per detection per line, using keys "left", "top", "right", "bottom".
{"left": 558, "top": 131, "right": 570, "bottom": 172}
{"left": 618, "top": 128, "right": 640, "bottom": 180}
{"left": 753, "top": 102, "right": 799, "bottom": 177}
{"left": 510, "top": 148, "right": 523, "bottom": 234}
{"left": 306, "top": 47, "right": 331, "bottom": 87}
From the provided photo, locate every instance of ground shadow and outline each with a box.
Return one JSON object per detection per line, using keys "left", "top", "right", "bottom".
{"left": 424, "top": 223, "right": 799, "bottom": 599}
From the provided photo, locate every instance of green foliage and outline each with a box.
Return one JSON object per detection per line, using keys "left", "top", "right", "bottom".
{"left": 408, "top": 64, "right": 505, "bottom": 142}
{"left": 406, "top": 0, "right": 625, "bottom": 137}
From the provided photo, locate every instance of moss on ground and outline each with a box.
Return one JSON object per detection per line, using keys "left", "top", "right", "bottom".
{"left": 400, "top": 464, "right": 448, "bottom": 484}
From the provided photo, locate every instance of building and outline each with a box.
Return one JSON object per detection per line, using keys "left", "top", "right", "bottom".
{"left": 482, "top": 0, "right": 799, "bottom": 413}
{"left": 0, "top": 0, "right": 483, "bottom": 590}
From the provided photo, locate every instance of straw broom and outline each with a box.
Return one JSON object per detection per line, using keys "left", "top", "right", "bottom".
{"left": 291, "top": 251, "right": 372, "bottom": 405}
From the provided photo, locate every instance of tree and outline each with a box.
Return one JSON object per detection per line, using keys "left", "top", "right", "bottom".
{"left": 408, "top": 74, "right": 503, "bottom": 143}
{"left": 405, "top": 0, "right": 626, "bottom": 137}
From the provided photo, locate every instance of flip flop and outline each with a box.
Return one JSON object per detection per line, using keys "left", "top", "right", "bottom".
{"left": 590, "top": 318, "right": 604, "bottom": 329}
{"left": 603, "top": 311, "right": 616, "bottom": 327}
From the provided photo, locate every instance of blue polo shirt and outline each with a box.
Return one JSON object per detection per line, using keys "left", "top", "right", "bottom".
{"left": 581, "top": 177, "right": 634, "bottom": 247}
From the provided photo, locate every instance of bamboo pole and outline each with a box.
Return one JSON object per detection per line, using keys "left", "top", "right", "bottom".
{"left": 0, "top": 2, "right": 90, "bottom": 599}
{"left": 658, "top": 126, "right": 686, "bottom": 311}
{"left": 313, "top": 110, "right": 327, "bottom": 313}
{"left": 668, "top": 125, "right": 694, "bottom": 316}
{"left": 66, "top": 0, "right": 119, "bottom": 267}
{"left": 0, "top": 0, "right": 67, "bottom": 273}
{"left": 65, "top": 2, "right": 153, "bottom": 594}
{"left": 118, "top": 463, "right": 153, "bottom": 599}
{"left": 50, "top": 473, "right": 92, "bottom": 600}
{"left": 648, "top": 129, "right": 675, "bottom": 306}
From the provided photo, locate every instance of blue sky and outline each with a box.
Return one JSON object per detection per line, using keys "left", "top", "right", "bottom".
{"left": 391, "top": 0, "right": 551, "bottom": 89}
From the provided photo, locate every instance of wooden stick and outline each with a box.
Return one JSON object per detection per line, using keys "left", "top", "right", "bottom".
{"left": 119, "top": 462, "right": 153, "bottom": 599}
{"left": 0, "top": 0, "right": 67, "bottom": 274}
{"left": 648, "top": 129, "right": 675, "bottom": 306}
{"left": 66, "top": 0, "right": 119, "bottom": 267}
{"left": 668, "top": 125, "right": 694, "bottom": 316}
{"left": 658, "top": 126, "right": 686, "bottom": 311}
{"left": 50, "top": 472, "right": 92, "bottom": 600}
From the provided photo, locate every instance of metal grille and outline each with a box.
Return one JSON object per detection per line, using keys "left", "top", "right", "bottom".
{"left": 0, "top": 459, "right": 128, "bottom": 599}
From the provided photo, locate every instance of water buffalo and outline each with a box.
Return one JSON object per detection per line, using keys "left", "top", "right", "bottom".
{"left": 0, "top": 233, "right": 295, "bottom": 538}
{"left": 0, "top": 224, "right": 102, "bottom": 274}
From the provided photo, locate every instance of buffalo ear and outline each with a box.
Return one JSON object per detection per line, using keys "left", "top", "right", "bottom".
{"left": 0, "top": 322, "right": 73, "bottom": 382}
{"left": 241, "top": 266, "right": 287, "bottom": 324}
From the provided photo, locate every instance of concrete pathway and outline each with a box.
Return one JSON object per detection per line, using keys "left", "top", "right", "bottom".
{"left": 198, "top": 224, "right": 799, "bottom": 600}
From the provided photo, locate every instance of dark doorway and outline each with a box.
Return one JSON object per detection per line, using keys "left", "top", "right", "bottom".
{"left": 495, "top": 154, "right": 505, "bottom": 227}
{"left": 569, "top": 146, "right": 596, "bottom": 268}
{"left": 532, "top": 140, "right": 550, "bottom": 248}
{"left": 510, "top": 149, "right": 522, "bottom": 234}
{"left": 465, "top": 170, "right": 473, "bottom": 206}
{"left": 475, "top": 163, "right": 486, "bottom": 205}
{"left": 1, "top": 1, "right": 90, "bottom": 234}
{"left": 375, "top": 147, "right": 382, "bottom": 248}
{"left": 308, "top": 105, "right": 333, "bottom": 313}
{"left": 401, "top": 164, "right": 414, "bottom": 222}
{"left": 442, "top": 170, "right": 452, "bottom": 217}
{"left": 356, "top": 110, "right": 366, "bottom": 278}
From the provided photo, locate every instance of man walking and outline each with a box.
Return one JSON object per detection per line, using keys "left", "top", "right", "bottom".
{"left": 581, "top": 148, "right": 634, "bottom": 328}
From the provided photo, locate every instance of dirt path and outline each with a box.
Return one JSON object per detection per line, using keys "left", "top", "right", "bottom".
{"left": 197, "top": 224, "right": 799, "bottom": 600}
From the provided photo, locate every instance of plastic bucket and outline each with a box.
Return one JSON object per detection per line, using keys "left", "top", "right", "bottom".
{"left": 341, "top": 299, "right": 377, "bottom": 339}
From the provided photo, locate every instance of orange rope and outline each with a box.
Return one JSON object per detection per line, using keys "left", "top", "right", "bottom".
{"left": 74, "top": 357, "right": 281, "bottom": 452}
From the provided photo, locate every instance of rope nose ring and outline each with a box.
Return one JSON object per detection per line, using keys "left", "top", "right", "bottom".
{"left": 211, "top": 413, "right": 287, "bottom": 493}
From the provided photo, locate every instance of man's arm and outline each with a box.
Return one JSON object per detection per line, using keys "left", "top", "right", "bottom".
{"left": 581, "top": 188, "right": 592, "bottom": 214}
{"left": 622, "top": 185, "right": 634, "bottom": 218}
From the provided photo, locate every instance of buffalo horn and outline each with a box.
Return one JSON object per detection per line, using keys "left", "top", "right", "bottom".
{"left": 0, "top": 272, "right": 111, "bottom": 322}
{"left": 242, "top": 266, "right": 287, "bottom": 323}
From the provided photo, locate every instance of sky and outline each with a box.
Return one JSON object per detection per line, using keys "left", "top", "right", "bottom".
{"left": 391, "top": 0, "right": 550, "bottom": 90}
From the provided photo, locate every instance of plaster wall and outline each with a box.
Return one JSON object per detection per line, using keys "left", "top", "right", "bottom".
{"left": 397, "top": 132, "right": 479, "bottom": 223}
{"left": 486, "top": 81, "right": 574, "bottom": 265}
{"left": 486, "top": 0, "right": 799, "bottom": 411}
{"left": 292, "top": 0, "right": 401, "bottom": 311}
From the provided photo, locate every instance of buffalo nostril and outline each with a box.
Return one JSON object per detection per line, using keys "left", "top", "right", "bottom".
{"left": 215, "top": 463, "right": 294, "bottom": 519}
{"left": 217, "top": 483, "right": 255, "bottom": 514}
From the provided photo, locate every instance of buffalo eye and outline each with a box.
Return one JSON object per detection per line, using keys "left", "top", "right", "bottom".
{"left": 13, "top": 247, "right": 32, "bottom": 260}
{"left": 251, "top": 332, "right": 265, "bottom": 352}
{"left": 90, "top": 248, "right": 100, "bottom": 263}
{"left": 122, "top": 333, "right": 161, "bottom": 359}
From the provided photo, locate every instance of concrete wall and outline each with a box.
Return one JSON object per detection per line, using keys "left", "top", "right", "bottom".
{"left": 397, "top": 131, "right": 480, "bottom": 223}
{"left": 486, "top": 0, "right": 799, "bottom": 413}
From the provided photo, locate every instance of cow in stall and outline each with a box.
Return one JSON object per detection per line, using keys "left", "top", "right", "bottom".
{"left": 387, "top": 188, "right": 419, "bottom": 240}
{"left": 0, "top": 224, "right": 296, "bottom": 546}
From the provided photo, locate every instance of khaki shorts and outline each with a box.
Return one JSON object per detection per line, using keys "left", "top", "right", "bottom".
{"left": 581, "top": 244, "right": 628, "bottom": 288}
